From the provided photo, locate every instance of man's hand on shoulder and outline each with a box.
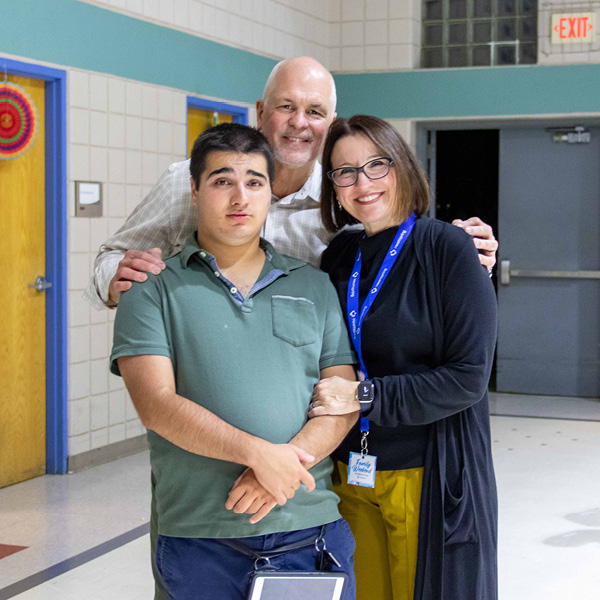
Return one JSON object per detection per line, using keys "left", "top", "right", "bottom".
{"left": 107, "top": 248, "right": 166, "bottom": 306}
{"left": 226, "top": 468, "right": 278, "bottom": 524}
{"left": 452, "top": 216, "right": 498, "bottom": 271}
{"left": 246, "top": 442, "right": 316, "bottom": 506}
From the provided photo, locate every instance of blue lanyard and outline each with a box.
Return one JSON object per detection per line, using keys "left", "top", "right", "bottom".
{"left": 347, "top": 214, "right": 416, "bottom": 433}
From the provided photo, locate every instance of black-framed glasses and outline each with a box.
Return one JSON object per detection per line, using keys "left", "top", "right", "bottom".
{"left": 327, "top": 157, "right": 393, "bottom": 187}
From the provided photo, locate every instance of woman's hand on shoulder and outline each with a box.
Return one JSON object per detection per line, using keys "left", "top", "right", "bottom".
{"left": 309, "top": 376, "right": 361, "bottom": 418}
{"left": 452, "top": 216, "right": 498, "bottom": 271}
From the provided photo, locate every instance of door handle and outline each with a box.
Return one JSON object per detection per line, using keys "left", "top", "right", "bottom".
{"left": 28, "top": 276, "right": 52, "bottom": 292}
{"left": 499, "top": 260, "right": 600, "bottom": 286}
{"left": 500, "top": 260, "right": 510, "bottom": 285}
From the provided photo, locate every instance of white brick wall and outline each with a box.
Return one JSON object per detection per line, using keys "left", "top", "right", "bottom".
{"left": 332, "top": 0, "right": 421, "bottom": 72}
{"left": 81, "top": 0, "right": 600, "bottom": 72}
{"left": 76, "top": 0, "right": 422, "bottom": 73}
{"left": 78, "top": 0, "right": 331, "bottom": 68}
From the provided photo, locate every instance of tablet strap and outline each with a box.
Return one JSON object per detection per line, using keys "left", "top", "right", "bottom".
{"left": 218, "top": 524, "right": 326, "bottom": 562}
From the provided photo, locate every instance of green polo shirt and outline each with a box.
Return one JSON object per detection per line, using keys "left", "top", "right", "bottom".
{"left": 110, "top": 235, "right": 356, "bottom": 539}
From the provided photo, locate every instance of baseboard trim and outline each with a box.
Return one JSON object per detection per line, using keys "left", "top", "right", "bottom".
{"left": 67, "top": 434, "right": 148, "bottom": 473}
{"left": 489, "top": 392, "right": 600, "bottom": 421}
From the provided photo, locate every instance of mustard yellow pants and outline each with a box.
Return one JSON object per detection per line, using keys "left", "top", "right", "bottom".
{"left": 334, "top": 462, "right": 424, "bottom": 600}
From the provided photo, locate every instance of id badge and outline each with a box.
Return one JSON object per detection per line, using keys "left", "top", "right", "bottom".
{"left": 347, "top": 452, "right": 377, "bottom": 488}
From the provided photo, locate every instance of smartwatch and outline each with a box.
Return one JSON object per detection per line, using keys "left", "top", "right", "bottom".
{"left": 356, "top": 380, "right": 374, "bottom": 414}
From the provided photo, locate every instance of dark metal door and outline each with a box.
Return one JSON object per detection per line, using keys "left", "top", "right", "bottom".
{"left": 497, "top": 127, "right": 600, "bottom": 397}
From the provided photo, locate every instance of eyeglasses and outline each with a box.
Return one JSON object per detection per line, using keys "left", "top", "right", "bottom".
{"left": 327, "top": 157, "right": 393, "bottom": 187}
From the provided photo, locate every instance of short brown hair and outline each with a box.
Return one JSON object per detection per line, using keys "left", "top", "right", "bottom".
{"left": 190, "top": 123, "right": 274, "bottom": 189}
{"left": 321, "top": 115, "right": 430, "bottom": 233}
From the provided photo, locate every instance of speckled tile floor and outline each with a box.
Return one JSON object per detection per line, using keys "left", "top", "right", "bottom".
{"left": 492, "top": 415, "right": 600, "bottom": 600}
{"left": 1, "top": 413, "right": 599, "bottom": 600}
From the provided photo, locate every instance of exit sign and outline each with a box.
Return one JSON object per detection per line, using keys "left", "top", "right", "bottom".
{"left": 551, "top": 13, "right": 595, "bottom": 44}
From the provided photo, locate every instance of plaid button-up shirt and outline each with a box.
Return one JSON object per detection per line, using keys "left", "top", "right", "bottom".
{"left": 83, "top": 159, "right": 336, "bottom": 309}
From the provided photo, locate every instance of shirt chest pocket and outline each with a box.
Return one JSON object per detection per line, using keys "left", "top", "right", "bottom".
{"left": 271, "top": 295, "right": 318, "bottom": 347}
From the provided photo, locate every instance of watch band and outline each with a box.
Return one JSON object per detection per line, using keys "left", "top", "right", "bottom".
{"left": 356, "top": 380, "right": 374, "bottom": 414}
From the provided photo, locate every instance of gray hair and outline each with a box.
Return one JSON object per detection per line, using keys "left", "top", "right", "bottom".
{"left": 262, "top": 58, "right": 337, "bottom": 112}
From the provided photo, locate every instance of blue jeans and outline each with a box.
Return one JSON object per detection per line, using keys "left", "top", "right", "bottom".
{"left": 156, "top": 519, "right": 356, "bottom": 600}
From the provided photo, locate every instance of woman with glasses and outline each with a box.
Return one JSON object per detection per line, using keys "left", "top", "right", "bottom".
{"left": 309, "top": 115, "right": 498, "bottom": 600}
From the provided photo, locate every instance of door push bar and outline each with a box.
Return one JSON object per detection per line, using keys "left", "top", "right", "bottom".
{"left": 500, "top": 260, "right": 600, "bottom": 286}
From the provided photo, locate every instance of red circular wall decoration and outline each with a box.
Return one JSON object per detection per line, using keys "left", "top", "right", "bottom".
{"left": 0, "top": 82, "right": 39, "bottom": 160}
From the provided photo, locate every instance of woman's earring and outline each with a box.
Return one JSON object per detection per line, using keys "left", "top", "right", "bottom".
{"left": 337, "top": 200, "right": 343, "bottom": 211}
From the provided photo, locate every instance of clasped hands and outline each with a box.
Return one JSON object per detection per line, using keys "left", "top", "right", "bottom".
{"left": 225, "top": 442, "right": 315, "bottom": 524}
{"left": 225, "top": 376, "right": 360, "bottom": 524}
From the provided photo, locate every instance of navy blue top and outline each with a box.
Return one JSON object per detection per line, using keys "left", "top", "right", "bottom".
{"left": 322, "top": 217, "right": 499, "bottom": 599}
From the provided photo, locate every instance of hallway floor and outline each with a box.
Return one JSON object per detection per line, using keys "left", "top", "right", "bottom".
{"left": 1, "top": 415, "right": 599, "bottom": 599}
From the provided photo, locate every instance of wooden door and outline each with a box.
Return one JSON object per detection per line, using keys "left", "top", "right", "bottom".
{"left": 187, "top": 108, "right": 233, "bottom": 158}
{"left": 0, "top": 74, "right": 46, "bottom": 487}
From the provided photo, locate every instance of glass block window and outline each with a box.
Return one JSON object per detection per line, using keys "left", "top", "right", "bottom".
{"left": 422, "top": 0, "right": 537, "bottom": 68}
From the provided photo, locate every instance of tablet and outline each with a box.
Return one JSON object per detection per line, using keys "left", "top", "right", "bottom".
{"left": 247, "top": 571, "right": 348, "bottom": 600}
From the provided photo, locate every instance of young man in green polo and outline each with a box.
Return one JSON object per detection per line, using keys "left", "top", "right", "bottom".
{"left": 110, "top": 123, "right": 358, "bottom": 599}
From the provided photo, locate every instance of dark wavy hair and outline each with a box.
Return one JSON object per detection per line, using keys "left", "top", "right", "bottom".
{"left": 321, "top": 115, "right": 430, "bottom": 233}
{"left": 190, "top": 123, "right": 275, "bottom": 188}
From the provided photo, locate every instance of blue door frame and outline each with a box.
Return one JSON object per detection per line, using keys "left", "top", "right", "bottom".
{"left": 186, "top": 96, "right": 249, "bottom": 135}
{"left": 1, "top": 57, "right": 68, "bottom": 475}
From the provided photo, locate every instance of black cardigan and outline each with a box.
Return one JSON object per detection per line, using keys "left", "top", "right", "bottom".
{"left": 322, "top": 217, "right": 498, "bottom": 600}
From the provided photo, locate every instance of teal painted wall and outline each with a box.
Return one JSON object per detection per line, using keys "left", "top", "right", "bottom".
{"left": 1, "top": 0, "right": 599, "bottom": 119}
{"left": 0, "top": 0, "right": 275, "bottom": 105}
{"left": 334, "top": 65, "right": 600, "bottom": 119}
